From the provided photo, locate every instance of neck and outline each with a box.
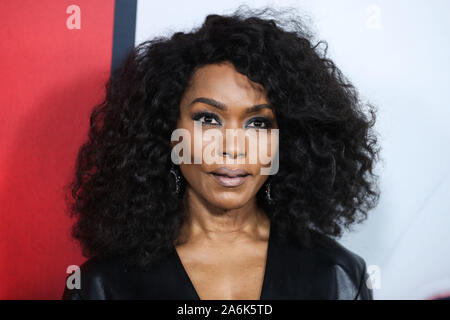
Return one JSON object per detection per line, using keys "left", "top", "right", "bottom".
{"left": 176, "top": 186, "right": 270, "bottom": 246}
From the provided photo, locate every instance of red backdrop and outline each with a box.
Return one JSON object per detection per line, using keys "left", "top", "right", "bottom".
{"left": 0, "top": 0, "right": 115, "bottom": 299}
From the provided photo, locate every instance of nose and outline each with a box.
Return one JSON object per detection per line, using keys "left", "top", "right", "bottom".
{"left": 222, "top": 128, "right": 246, "bottom": 160}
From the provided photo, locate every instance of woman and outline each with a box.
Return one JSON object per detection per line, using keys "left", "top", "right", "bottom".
{"left": 63, "top": 6, "right": 379, "bottom": 300}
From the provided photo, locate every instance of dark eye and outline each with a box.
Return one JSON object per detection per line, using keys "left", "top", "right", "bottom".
{"left": 192, "top": 112, "right": 221, "bottom": 126}
{"left": 246, "top": 117, "right": 273, "bottom": 129}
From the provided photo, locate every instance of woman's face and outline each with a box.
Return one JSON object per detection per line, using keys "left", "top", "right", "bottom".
{"left": 173, "top": 61, "right": 278, "bottom": 210}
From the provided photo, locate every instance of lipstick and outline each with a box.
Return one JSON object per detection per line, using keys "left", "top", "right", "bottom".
{"left": 209, "top": 167, "right": 250, "bottom": 187}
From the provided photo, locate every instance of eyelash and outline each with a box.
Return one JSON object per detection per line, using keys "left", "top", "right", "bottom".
{"left": 191, "top": 111, "right": 274, "bottom": 129}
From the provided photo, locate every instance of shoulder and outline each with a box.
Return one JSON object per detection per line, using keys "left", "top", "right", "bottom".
{"left": 311, "top": 232, "right": 367, "bottom": 280}
{"left": 62, "top": 252, "right": 180, "bottom": 300}
{"left": 272, "top": 230, "right": 373, "bottom": 299}
{"left": 62, "top": 255, "right": 131, "bottom": 300}
{"left": 306, "top": 231, "right": 373, "bottom": 299}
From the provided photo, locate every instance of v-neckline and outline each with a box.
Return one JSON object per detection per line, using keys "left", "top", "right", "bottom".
{"left": 172, "top": 222, "right": 273, "bottom": 300}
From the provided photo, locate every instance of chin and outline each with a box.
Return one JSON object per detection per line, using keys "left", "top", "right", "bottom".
{"left": 207, "top": 193, "right": 250, "bottom": 211}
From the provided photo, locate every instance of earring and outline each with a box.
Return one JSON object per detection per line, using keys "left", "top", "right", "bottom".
{"left": 265, "top": 181, "right": 275, "bottom": 204}
{"left": 170, "top": 165, "right": 182, "bottom": 196}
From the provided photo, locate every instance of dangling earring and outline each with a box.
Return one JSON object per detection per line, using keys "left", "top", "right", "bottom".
{"left": 170, "top": 165, "right": 182, "bottom": 197}
{"left": 265, "top": 180, "right": 275, "bottom": 204}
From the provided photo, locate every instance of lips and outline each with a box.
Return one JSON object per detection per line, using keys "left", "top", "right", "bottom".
{"left": 210, "top": 167, "right": 250, "bottom": 187}
{"left": 211, "top": 167, "right": 249, "bottom": 177}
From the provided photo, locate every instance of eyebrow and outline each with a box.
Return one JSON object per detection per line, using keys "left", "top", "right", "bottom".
{"left": 187, "top": 97, "right": 273, "bottom": 114}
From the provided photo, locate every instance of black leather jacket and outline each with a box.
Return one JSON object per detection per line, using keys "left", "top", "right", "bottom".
{"left": 62, "top": 229, "right": 373, "bottom": 300}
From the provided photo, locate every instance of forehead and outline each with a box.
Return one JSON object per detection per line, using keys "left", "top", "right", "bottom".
{"left": 182, "top": 62, "right": 269, "bottom": 108}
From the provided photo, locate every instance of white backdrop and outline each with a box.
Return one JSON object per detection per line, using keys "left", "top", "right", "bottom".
{"left": 134, "top": 0, "right": 450, "bottom": 299}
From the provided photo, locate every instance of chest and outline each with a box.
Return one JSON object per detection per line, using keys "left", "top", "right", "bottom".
{"left": 174, "top": 245, "right": 269, "bottom": 300}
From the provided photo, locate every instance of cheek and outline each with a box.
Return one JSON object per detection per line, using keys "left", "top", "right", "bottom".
{"left": 248, "top": 130, "right": 279, "bottom": 169}
{"left": 172, "top": 119, "right": 204, "bottom": 164}
{"left": 184, "top": 123, "right": 223, "bottom": 165}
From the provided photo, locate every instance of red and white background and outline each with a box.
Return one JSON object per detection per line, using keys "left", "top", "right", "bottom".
{"left": 1, "top": 0, "right": 449, "bottom": 299}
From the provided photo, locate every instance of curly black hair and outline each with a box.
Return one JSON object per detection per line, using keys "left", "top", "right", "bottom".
{"left": 65, "top": 5, "right": 380, "bottom": 270}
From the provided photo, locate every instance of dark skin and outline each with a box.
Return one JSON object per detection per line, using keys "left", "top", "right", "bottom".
{"left": 172, "top": 61, "right": 279, "bottom": 300}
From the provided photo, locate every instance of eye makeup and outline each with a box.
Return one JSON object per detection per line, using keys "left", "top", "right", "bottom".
{"left": 191, "top": 111, "right": 221, "bottom": 126}
{"left": 191, "top": 110, "right": 275, "bottom": 129}
{"left": 246, "top": 116, "right": 274, "bottom": 129}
